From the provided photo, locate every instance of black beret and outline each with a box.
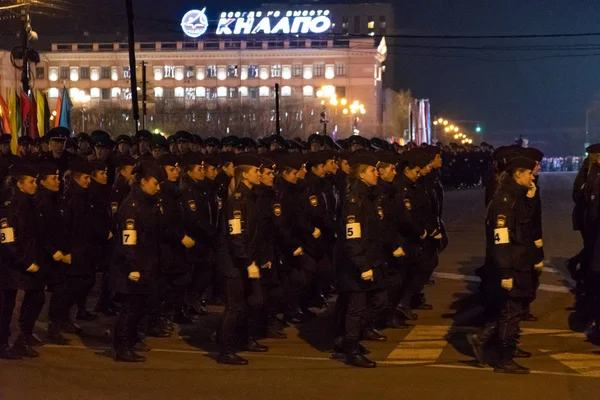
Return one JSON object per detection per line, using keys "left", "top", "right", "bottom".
{"left": 348, "top": 135, "right": 366, "bottom": 147}
{"left": 134, "top": 160, "right": 166, "bottom": 182}
{"left": 307, "top": 133, "right": 325, "bottom": 146}
{"left": 90, "top": 130, "right": 111, "bottom": 144}
{"left": 116, "top": 134, "right": 133, "bottom": 146}
{"left": 370, "top": 137, "right": 385, "bottom": 150}
{"left": 95, "top": 139, "right": 115, "bottom": 148}
{"left": 69, "top": 159, "right": 93, "bottom": 175}
{"left": 0, "top": 134, "right": 11, "bottom": 144}
{"left": 9, "top": 163, "right": 37, "bottom": 178}
{"left": 521, "top": 147, "right": 544, "bottom": 162}
{"left": 234, "top": 154, "right": 263, "bottom": 167}
{"left": 221, "top": 135, "right": 239, "bottom": 147}
{"left": 205, "top": 137, "right": 220, "bottom": 147}
{"left": 46, "top": 127, "right": 70, "bottom": 141}
{"left": 167, "top": 135, "right": 177, "bottom": 144}
{"left": 260, "top": 157, "right": 276, "bottom": 170}
{"left": 269, "top": 135, "right": 286, "bottom": 147}
{"left": 174, "top": 130, "right": 194, "bottom": 142}
{"left": 76, "top": 132, "right": 93, "bottom": 144}
{"left": 240, "top": 137, "right": 257, "bottom": 149}
{"left": 192, "top": 134, "right": 204, "bottom": 146}
{"left": 180, "top": 152, "right": 204, "bottom": 167}
{"left": 135, "top": 130, "right": 153, "bottom": 142}
{"left": 587, "top": 144, "right": 600, "bottom": 154}
{"left": 152, "top": 134, "right": 169, "bottom": 150}
{"left": 349, "top": 152, "right": 379, "bottom": 168}
{"left": 157, "top": 153, "right": 180, "bottom": 167}
{"left": 65, "top": 138, "right": 78, "bottom": 149}
{"left": 203, "top": 155, "right": 220, "bottom": 167}
{"left": 400, "top": 149, "right": 429, "bottom": 168}
{"left": 505, "top": 156, "right": 536, "bottom": 171}
{"left": 306, "top": 150, "right": 335, "bottom": 167}
{"left": 277, "top": 154, "right": 305, "bottom": 170}
{"left": 90, "top": 160, "right": 107, "bottom": 172}
{"left": 115, "top": 155, "right": 136, "bottom": 167}
{"left": 336, "top": 139, "right": 349, "bottom": 150}
{"left": 323, "top": 135, "right": 340, "bottom": 149}
{"left": 37, "top": 163, "right": 59, "bottom": 176}
{"left": 219, "top": 151, "right": 235, "bottom": 164}
{"left": 376, "top": 151, "right": 399, "bottom": 165}
{"left": 18, "top": 136, "right": 33, "bottom": 146}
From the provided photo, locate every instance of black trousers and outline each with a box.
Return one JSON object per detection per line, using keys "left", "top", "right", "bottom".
{"left": 67, "top": 275, "right": 95, "bottom": 320}
{"left": 261, "top": 283, "right": 283, "bottom": 330}
{"left": 279, "top": 267, "right": 306, "bottom": 314}
{"left": 0, "top": 289, "right": 45, "bottom": 345}
{"left": 163, "top": 272, "right": 191, "bottom": 315}
{"left": 343, "top": 289, "right": 388, "bottom": 349}
{"left": 400, "top": 240, "right": 438, "bottom": 307}
{"left": 190, "top": 250, "right": 216, "bottom": 302}
{"left": 114, "top": 293, "right": 148, "bottom": 349}
{"left": 498, "top": 297, "right": 527, "bottom": 345}
{"left": 219, "top": 277, "right": 263, "bottom": 353}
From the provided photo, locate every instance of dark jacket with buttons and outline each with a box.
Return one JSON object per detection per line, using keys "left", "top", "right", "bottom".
{"left": 158, "top": 180, "right": 188, "bottom": 275}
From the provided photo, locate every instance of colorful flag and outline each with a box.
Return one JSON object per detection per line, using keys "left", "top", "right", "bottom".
{"left": 36, "top": 90, "right": 45, "bottom": 137}
{"left": 42, "top": 93, "right": 50, "bottom": 136}
{"left": 20, "top": 90, "right": 30, "bottom": 137}
{"left": 54, "top": 91, "right": 62, "bottom": 128}
{"left": 29, "top": 91, "right": 39, "bottom": 139}
{"left": 58, "top": 87, "right": 73, "bottom": 131}
{"left": 8, "top": 89, "right": 19, "bottom": 154}
{"left": 0, "top": 94, "right": 10, "bottom": 134}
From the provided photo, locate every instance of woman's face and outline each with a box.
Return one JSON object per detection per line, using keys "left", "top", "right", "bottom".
{"left": 18, "top": 176, "right": 37, "bottom": 195}
{"left": 515, "top": 169, "right": 534, "bottom": 188}
{"left": 404, "top": 166, "right": 421, "bottom": 182}
{"left": 223, "top": 163, "right": 235, "bottom": 177}
{"left": 243, "top": 166, "right": 262, "bottom": 187}
{"left": 187, "top": 165, "right": 205, "bottom": 181}
{"left": 360, "top": 166, "right": 379, "bottom": 187}
{"left": 74, "top": 173, "right": 91, "bottom": 189}
{"left": 205, "top": 165, "right": 218, "bottom": 181}
{"left": 41, "top": 174, "right": 60, "bottom": 192}
{"left": 92, "top": 170, "right": 108, "bottom": 185}
{"left": 164, "top": 165, "right": 180, "bottom": 182}
{"left": 141, "top": 176, "right": 160, "bottom": 196}
{"left": 378, "top": 164, "right": 396, "bottom": 183}
{"left": 260, "top": 168, "right": 275, "bottom": 187}
{"left": 283, "top": 169, "right": 298, "bottom": 184}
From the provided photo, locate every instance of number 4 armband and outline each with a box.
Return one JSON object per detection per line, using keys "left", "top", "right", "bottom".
{"left": 494, "top": 227, "right": 509, "bottom": 245}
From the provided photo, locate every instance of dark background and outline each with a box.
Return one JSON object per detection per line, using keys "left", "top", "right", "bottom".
{"left": 2, "top": 0, "right": 600, "bottom": 153}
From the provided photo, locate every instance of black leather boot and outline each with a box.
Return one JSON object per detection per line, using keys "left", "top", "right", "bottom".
{"left": 46, "top": 322, "right": 70, "bottom": 345}
{"left": 12, "top": 336, "right": 39, "bottom": 358}
{"left": 494, "top": 342, "right": 529, "bottom": 374}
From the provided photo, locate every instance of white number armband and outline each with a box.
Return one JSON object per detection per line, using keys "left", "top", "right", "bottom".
{"left": 0, "top": 227, "right": 15, "bottom": 244}
{"left": 494, "top": 228, "right": 509, "bottom": 245}
{"left": 346, "top": 223, "right": 362, "bottom": 239}
{"left": 122, "top": 230, "right": 137, "bottom": 246}
{"left": 229, "top": 219, "right": 242, "bottom": 235}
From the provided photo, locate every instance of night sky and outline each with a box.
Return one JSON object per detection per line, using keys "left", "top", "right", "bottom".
{"left": 4, "top": 0, "right": 600, "bottom": 149}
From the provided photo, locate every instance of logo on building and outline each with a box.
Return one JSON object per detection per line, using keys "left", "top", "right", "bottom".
{"left": 215, "top": 10, "right": 332, "bottom": 35}
{"left": 181, "top": 8, "right": 209, "bottom": 38}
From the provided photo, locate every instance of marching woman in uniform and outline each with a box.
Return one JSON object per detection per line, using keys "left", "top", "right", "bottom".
{"left": 217, "top": 154, "right": 266, "bottom": 365}
{"left": 484, "top": 156, "right": 537, "bottom": 374}
{"left": 112, "top": 161, "right": 165, "bottom": 362}
{"left": 35, "top": 164, "right": 71, "bottom": 345}
{"left": 0, "top": 164, "right": 45, "bottom": 359}
{"left": 337, "top": 152, "right": 388, "bottom": 368}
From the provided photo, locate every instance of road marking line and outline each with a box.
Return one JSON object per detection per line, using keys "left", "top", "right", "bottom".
{"left": 386, "top": 325, "right": 449, "bottom": 362}
{"left": 429, "top": 364, "right": 591, "bottom": 378}
{"left": 550, "top": 353, "right": 600, "bottom": 377}
{"left": 432, "top": 272, "right": 571, "bottom": 293}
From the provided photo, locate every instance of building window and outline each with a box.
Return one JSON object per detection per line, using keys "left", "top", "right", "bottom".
{"left": 228, "top": 87, "right": 238, "bottom": 99}
{"left": 303, "top": 85, "right": 314, "bottom": 97}
{"left": 314, "top": 64, "right": 324, "bottom": 77}
{"left": 249, "top": 87, "right": 259, "bottom": 99}
{"left": 154, "top": 87, "right": 164, "bottom": 98}
{"left": 368, "top": 16, "right": 375, "bottom": 30}
{"left": 185, "top": 88, "right": 196, "bottom": 100}
{"left": 101, "top": 88, "right": 110, "bottom": 100}
{"left": 342, "top": 16, "right": 349, "bottom": 35}
{"left": 123, "top": 67, "right": 131, "bottom": 79}
{"left": 164, "top": 65, "right": 175, "bottom": 79}
{"left": 336, "top": 64, "right": 346, "bottom": 77}
{"left": 227, "top": 65, "right": 238, "bottom": 78}
{"left": 206, "top": 65, "right": 217, "bottom": 78}
{"left": 259, "top": 86, "right": 270, "bottom": 97}
{"left": 207, "top": 87, "right": 218, "bottom": 99}
{"left": 122, "top": 88, "right": 132, "bottom": 101}
{"left": 281, "top": 86, "right": 292, "bottom": 97}
{"left": 101, "top": 67, "right": 111, "bottom": 80}
{"left": 164, "top": 88, "right": 175, "bottom": 99}
{"left": 35, "top": 67, "right": 44, "bottom": 79}
{"left": 248, "top": 65, "right": 259, "bottom": 78}
{"left": 292, "top": 64, "right": 303, "bottom": 77}
{"left": 174, "top": 87, "right": 185, "bottom": 98}
{"left": 59, "top": 67, "right": 69, "bottom": 80}
{"left": 185, "top": 66, "right": 195, "bottom": 79}
{"left": 354, "top": 16, "right": 361, "bottom": 34}
{"left": 379, "top": 16, "right": 387, "bottom": 34}
{"left": 80, "top": 67, "right": 90, "bottom": 79}
{"left": 271, "top": 65, "right": 281, "bottom": 78}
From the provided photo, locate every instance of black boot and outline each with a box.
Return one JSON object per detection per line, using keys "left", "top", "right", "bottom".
{"left": 114, "top": 347, "right": 146, "bottom": 362}
{"left": 494, "top": 342, "right": 529, "bottom": 374}
{"left": 218, "top": 350, "right": 249, "bottom": 365}
{"left": 76, "top": 309, "right": 98, "bottom": 322}
{"left": 173, "top": 306, "right": 197, "bottom": 325}
{"left": 467, "top": 323, "right": 496, "bottom": 366}
{"left": 362, "top": 328, "right": 387, "bottom": 342}
{"left": 61, "top": 320, "right": 82, "bottom": 334}
{"left": 344, "top": 340, "right": 376, "bottom": 368}
{"left": 46, "top": 322, "right": 70, "bottom": 345}
{"left": 0, "top": 344, "right": 22, "bottom": 360}
{"left": 246, "top": 339, "right": 269, "bottom": 352}
{"left": 12, "top": 336, "right": 39, "bottom": 358}
{"left": 396, "top": 303, "right": 418, "bottom": 320}
{"left": 333, "top": 337, "right": 370, "bottom": 355}
{"left": 386, "top": 314, "right": 410, "bottom": 329}
{"left": 513, "top": 345, "right": 532, "bottom": 358}
{"left": 522, "top": 313, "right": 538, "bottom": 322}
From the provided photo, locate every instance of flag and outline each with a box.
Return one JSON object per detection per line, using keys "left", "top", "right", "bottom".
{"left": 42, "top": 93, "right": 50, "bottom": 136}
{"left": 20, "top": 90, "right": 30, "bottom": 138}
{"left": 54, "top": 91, "right": 62, "bottom": 128}
{"left": 8, "top": 89, "right": 19, "bottom": 154}
{"left": 29, "top": 91, "right": 39, "bottom": 139}
{"left": 0, "top": 94, "right": 10, "bottom": 134}
{"left": 58, "top": 87, "right": 73, "bottom": 131}
{"left": 36, "top": 90, "right": 45, "bottom": 137}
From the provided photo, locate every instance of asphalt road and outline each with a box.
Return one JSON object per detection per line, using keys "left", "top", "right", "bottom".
{"left": 1, "top": 172, "right": 599, "bottom": 400}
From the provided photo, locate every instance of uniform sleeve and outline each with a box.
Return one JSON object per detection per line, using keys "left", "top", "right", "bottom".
{"left": 160, "top": 196, "right": 185, "bottom": 244}
{"left": 225, "top": 198, "right": 253, "bottom": 267}
{"left": 11, "top": 203, "right": 38, "bottom": 271}
{"left": 273, "top": 201, "right": 302, "bottom": 256}
{"left": 394, "top": 191, "right": 425, "bottom": 239}
{"left": 488, "top": 199, "right": 516, "bottom": 279}
{"left": 182, "top": 188, "right": 217, "bottom": 243}
{"left": 342, "top": 199, "right": 372, "bottom": 273}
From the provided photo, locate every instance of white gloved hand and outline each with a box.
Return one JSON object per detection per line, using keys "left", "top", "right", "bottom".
{"left": 501, "top": 278, "right": 514, "bottom": 291}
{"left": 61, "top": 254, "right": 72, "bottom": 265}
{"left": 420, "top": 230, "right": 427, "bottom": 240}
{"left": 181, "top": 235, "right": 196, "bottom": 249}
{"left": 534, "top": 239, "right": 543, "bottom": 248}
{"left": 247, "top": 263, "right": 260, "bottom": 279}
{"left": 128, "top": 271, "right": 141, "bottom": 282}
{"left": 534, "top": 262, "right": 544, "bottom": 271}
{"left": 392, "top": 247, "right": 406, "bottom": 258}
{"left": 261, "top": 261, "right": 272, "bottom": 269}
{"left": 52, "top": 251, "right": 64, "bottom": 261}
{"left": 26, "top": 263, "right": 40, "bottom": 273}
{"left": 312, "top": 228, "right": 321, "bottom": 239}
{"left": 107, "top": 231, "right": 114, "bottom": 240}
{"left": 527, "top": 183, "right": 537, "bottom": 198}
{"left": 434, "top": 233, "right": 443, "bottom": 239}
{"left": 293, "top": 247, "right": 303, "bottom": 257}
{"left": 361, "top": 269, "right": 374, "bottom": 281}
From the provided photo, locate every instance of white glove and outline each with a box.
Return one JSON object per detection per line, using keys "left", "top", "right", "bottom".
{"left": 534, "top": 262, "right": 544, "bottom": 271}
{"left": 26, "top": 263, "right": 40, "bottom": 273}
{"left": 420, "top": 230, "right": 427, "bottom": 240}
{"left": 52, "top": 251, "right": 64, "bottom": 261}
{"left": 361, "top": 269, "right": 374, "bottom": 281}
{"left": 392, "top": 247, "right": 406, "bottom": 258}
{"left": 534, "top": 239, "right": 543, "bottom": 248}
{"left": 312, "top": 228, "right": 321, "bottom": 239}
{"left": 260, "top": 261, "right": 272, "bottom": 269}
{"left": 247, "top": 262, "right": 260, "bottom": 279}
{"left": 61, "top": 254, "right": 72, "bottom": 265}
{"left": 128, "top": 271, "right": 140, "bottom": 282}
{"left": 293, "top": 247, "right": 303, "bottom": 257}
{"left": 107, "top": 231, "right": 113, "bottom": 240}
{"left": 527, "top": 183, "right": 537, "bottom": 198}
{"left": 434, "top": 233, "right": 443, "bottom": 239}
{"left": 181, "top": 235, "right": 196, "bottom": 249}
{"left": 501, "top": 278, "right": 513, "bottom": 290}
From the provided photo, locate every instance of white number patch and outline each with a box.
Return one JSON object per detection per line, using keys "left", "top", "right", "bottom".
{"left": 229, "top": 219, "right": 242, "bottom": 235}
{"left": 494, "top": 228, "right": 509, "bottom": 245}
{"left": 346, "top": 223, "right": 362, "bottom": 239}
{"left": 122, "top": 230, "right": 137, "bottom": 245}
{"left": 0, "top": 227, "right": 15, "bottom": 244}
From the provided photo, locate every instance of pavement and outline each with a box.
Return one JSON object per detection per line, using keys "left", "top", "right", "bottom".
{"left": 1, "top": 171, "right": 599, "bottom": 400}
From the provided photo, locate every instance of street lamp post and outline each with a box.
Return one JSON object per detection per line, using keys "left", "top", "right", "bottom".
{"left": 75, "top": 91, "right": 91, "bottom": 132}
